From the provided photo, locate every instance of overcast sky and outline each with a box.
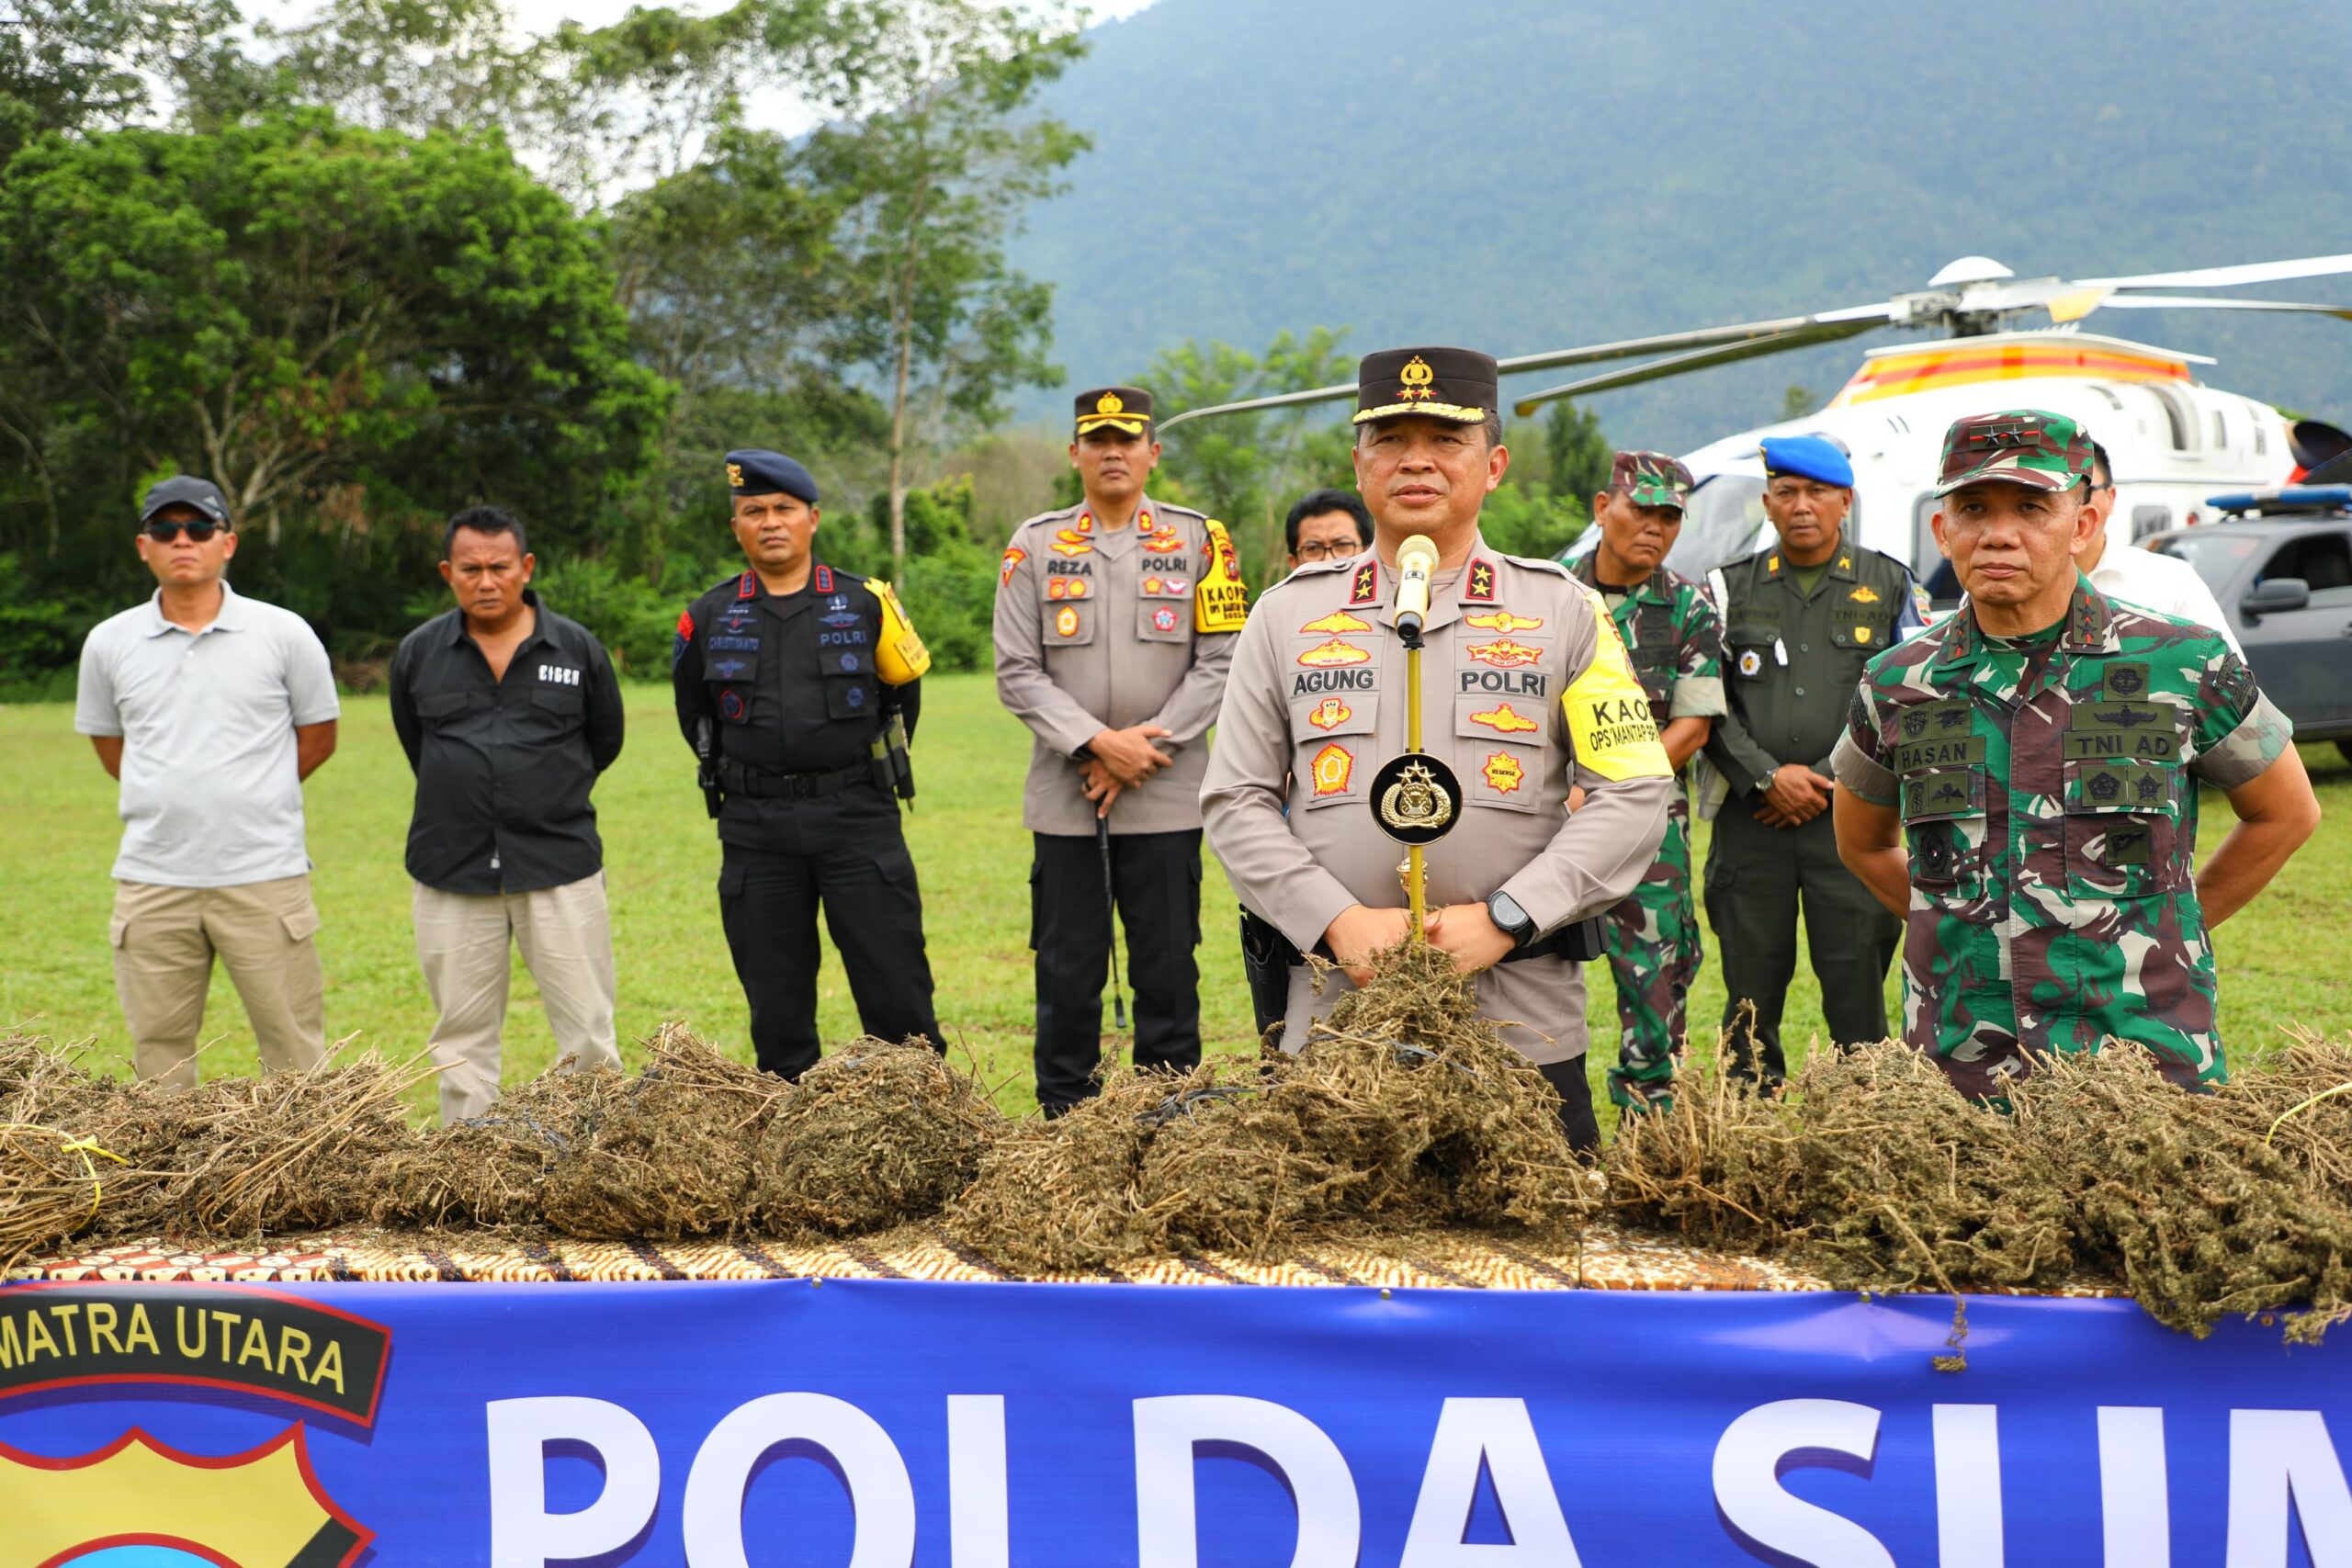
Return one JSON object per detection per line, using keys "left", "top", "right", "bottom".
{"left": 508, "top": 0, "right": 1155, "bottom": 35}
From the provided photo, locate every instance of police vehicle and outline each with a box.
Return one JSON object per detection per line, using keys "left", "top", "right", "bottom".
{"left": 2144, "top": 482, "right": 2352, "bottom": 759}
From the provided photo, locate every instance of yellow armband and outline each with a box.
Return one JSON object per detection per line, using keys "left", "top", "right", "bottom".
{"left": 1563, "top": 588, "right": 1671, "bottom": 781}
{"left": 865, "top": 579, "right": 932, "bottom": 685}
{"left": 1194, "top": 519, "right": 1250, "bottom": 633}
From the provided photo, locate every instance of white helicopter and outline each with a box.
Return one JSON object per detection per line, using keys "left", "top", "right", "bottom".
{"left": 1156, "top": 252, "right": 2352, "bottom": 585}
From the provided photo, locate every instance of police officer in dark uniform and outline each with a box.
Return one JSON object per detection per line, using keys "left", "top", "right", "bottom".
{"left": 1699, "top": 434, "right": 1926, "bottom": 1087}
{"left": 673, "top": 449, "right": 943, "bottom": 1077}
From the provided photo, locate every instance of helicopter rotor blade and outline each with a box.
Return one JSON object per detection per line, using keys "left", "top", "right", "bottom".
{"left": 2080, "top": 253, "right": 2352, "bottom": 291}
{"left": 1154, "top": 306, "right": 1898, "bottom": 434}
{"left": 1509, "top": 318, "right": 1883, "bottom": 417}
{"left": 2086, "top": 294, "right": 2352, "bottom": 321}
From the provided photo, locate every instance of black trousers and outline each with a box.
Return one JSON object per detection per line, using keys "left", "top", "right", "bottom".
{"left": 1703, "top": 798, "right": 1900, "bottom": 1088}
{"left": 718, "top": 785, "right": 942, "bottom": 1079}
{"left": 1537, "top": 1059, "right": 1602, "bottom": 1156}
{"left": 1031, "top": 829, "right": 1203, "bottom": 1112}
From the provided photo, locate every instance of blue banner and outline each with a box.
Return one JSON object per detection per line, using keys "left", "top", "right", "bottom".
{"left": 5, "top": 1278, "right": 2352, "bottom": 1565}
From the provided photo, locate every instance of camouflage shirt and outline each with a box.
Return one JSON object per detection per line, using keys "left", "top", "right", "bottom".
{"left": 1568, "top": 557, "right": 1724, "bottom": 818}
{"left": 1831, "top": 578, "right": 2294, "bottom": 1091}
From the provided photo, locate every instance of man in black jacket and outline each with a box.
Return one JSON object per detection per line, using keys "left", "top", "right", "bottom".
{"left": 390, "top": 506, "right": 627, "bottom": 1122}
{"left": 673, "top": 448, "right": 944, "bottom": 1078}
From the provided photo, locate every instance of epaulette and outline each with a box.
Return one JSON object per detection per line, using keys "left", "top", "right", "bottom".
{"left": 1495, "top": 551, "right": 1572, "bottom": 579}
{"left": 1012, "top": 503, "right": 1086, "bottom": 536}
{"left": 1264, "top": 556, "right": 1355, "bottom": 593}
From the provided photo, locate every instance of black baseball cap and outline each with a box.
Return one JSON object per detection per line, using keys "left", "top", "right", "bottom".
{"left": 140, "top": 476, "right": 232, "bottom": 527}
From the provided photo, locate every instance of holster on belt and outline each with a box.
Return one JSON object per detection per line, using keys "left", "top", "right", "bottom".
{"left": 870, "top": 700, "right": 916, "bottom": 806}
{"left": 694, "top": 716, "right": 721, "bottom": 818}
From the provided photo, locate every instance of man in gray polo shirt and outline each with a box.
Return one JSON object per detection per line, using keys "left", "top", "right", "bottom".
{"left": 74, "top": 476, "right": 341, "bottom": 1087}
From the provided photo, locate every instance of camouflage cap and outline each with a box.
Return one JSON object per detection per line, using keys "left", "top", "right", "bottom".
{"left": 1935, "top": 409, "right": 2095, "bottom": 497}
{"left": 1610, "top": 450, "right": 1693, "bottom": 510}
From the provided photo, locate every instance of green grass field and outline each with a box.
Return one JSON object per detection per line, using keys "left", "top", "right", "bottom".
{"left": 4, "top": 674, "right": 2346, "bottom": 1122}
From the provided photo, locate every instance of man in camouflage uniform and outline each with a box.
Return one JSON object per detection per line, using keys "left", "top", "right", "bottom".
{"left": 1833, "top": 410, "right": 2321, "bottom": 1092}
{"left": 1568, "top": 451, "right": 1724, "bottom": 1111}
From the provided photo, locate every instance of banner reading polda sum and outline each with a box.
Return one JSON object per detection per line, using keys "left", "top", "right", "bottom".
{"left": 4, "top": 1278, "right": 2351, "bottom": 1565}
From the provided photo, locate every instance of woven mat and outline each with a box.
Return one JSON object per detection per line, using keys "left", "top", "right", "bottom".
{"left": 7, "top": 1222, "right": 1860, "bottom": 1292}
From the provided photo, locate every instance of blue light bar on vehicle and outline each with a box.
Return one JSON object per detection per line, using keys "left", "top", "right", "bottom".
{"left": 2206, "top": 485, "right": 2352, "bottom": 514}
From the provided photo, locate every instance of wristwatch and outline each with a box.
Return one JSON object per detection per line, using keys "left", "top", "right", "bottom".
{"left": 1486, "top": 890, "right": 1536, "bottom": 952}
{"left": 1758, "top": 766, "right": 1780, "bottom": 796}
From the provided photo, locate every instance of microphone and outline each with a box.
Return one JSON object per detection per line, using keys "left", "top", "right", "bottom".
{"left": 1394, "top": 534, "right": 1439, "bottom": 641}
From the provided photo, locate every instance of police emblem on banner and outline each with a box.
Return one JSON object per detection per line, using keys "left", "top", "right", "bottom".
{"left": 0, "top": 1285, "right": 389, "bottom": 1566}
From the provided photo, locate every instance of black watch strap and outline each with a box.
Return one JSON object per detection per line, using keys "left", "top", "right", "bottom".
{"left": 1487, "top": 890, "right": 1536, "bottom": 950}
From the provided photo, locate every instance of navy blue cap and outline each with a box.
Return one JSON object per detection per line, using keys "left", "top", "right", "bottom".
{"left": 140, "top": 475, "right": 231, "bottom": 526}
{"left": 1758, "top": 434, "right": 1854, "bottom": 490}
{"left": 725, "top": 449, "right": 819, "bottom": 505}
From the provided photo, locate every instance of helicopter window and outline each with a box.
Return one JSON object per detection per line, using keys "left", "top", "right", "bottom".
{"left": 2131, "top": 505, "right": 2172, "bottom": 542}
{"left": 1667, "top": 474, "right": 1768, "bottom": 576}
{"left": 2149, "top": 386, "right": 2196, "bottom": 451}
{"left": 2212, "top": 411, "right": 2229, "bottom": 448}
{"left": 1912, "top": 492, "right": 1943, "bottom": 580}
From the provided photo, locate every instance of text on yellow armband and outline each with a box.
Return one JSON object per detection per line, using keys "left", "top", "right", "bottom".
{"left": 1194, "top": 520, "right": 1250, "bottom": 634}
{"left": 1562, "top": 592, "right": 1670, "bottom": 782}
{"left": 865, "top": 579, "right": 932, "bottom": 684}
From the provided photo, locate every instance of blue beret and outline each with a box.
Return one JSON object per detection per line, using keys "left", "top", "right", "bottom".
{"left": 1758, "top": 434, "right": 1854, "bottom": 489}
{"left": 725, "top": 448, "right": 819, "bottom": 505}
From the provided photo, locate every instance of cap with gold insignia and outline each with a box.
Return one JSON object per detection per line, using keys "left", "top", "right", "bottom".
{"left": 1610, "top": 450, "right": 1694, "bottom": 510}
{"left": 1934, "top": 409, "right": 2095, "bottom": 496}
{"left": 1075, "top": 386, "right": 1153, "bottom": 436}
{"left": 1353, "top": 346, "right": 1497, "bottom": 426}
{"left": 725, "top": 448, "right": 819, "bottom": 504}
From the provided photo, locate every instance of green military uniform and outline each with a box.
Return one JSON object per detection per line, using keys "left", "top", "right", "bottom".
{"left": 1569, "top": 454, "right": 1724, "bottom": 1111}
{"left": 1702, "top": 437, "right": 1927, "bottom": 1085}
{"left": 1832, "top": 410, "right": 2295, "bottom": 1095}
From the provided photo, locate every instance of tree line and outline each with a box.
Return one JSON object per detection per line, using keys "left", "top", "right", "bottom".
{"left": 0, "top": 0, "right": 1611, "bottom": 694}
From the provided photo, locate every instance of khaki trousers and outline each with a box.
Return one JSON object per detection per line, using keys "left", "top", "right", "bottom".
{"left": 111, "top": 874, "right": 327, "bottom": 1089}
{"left": 413, "top": 873, "right": 619, "bottom": 1123}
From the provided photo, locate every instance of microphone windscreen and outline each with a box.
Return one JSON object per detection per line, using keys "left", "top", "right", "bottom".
{"left": 1397, "top": 535, "right": 1440, "bottom": 577}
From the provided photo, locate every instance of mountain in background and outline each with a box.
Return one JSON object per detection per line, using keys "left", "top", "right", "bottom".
{"left": 1010, "top": 0, "right": 2352, "bottom": 449}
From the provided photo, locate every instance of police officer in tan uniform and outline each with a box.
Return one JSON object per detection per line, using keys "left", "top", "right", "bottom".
{"left": 1200, "top": 348, "right": 1676, "bottom": 1149}
{"left": 993, "top": 386, "right": 1250, "bottom": 1113}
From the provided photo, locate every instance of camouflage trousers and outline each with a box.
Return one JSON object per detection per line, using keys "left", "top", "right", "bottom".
{"left": 1601, "top": 811, "right": 1698, "bottom": 1111}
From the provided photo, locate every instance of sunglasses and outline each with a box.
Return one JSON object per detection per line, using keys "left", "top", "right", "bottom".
{"left": 141, "top": 520, "right": 227, "bottom": 543}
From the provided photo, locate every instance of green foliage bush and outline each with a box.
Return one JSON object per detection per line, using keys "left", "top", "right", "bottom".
{"left": 532, "top": 557, "right": 681, "bottom": 678}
